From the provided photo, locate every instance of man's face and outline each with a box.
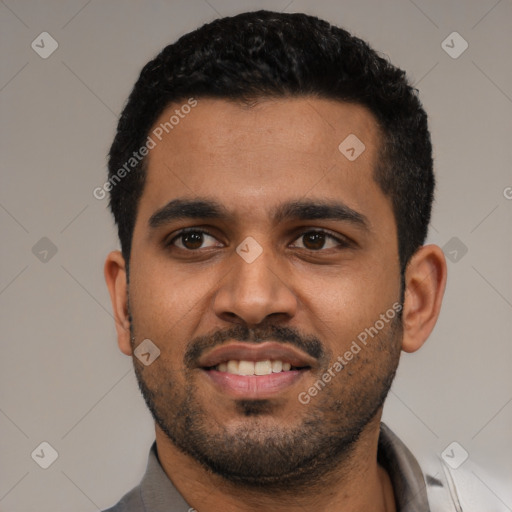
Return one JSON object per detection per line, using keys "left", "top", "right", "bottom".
{"left": 127, "top": 98, "right": 403, "bottom": 486}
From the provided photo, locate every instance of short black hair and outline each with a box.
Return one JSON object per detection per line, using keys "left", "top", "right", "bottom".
{"left": 108, "top": 10, "right": 434, "bottom": 274}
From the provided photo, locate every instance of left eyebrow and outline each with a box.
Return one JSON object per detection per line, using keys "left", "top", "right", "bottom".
{"left": 148, "top": 199, "right": 230, "bottom": 228}
{"left": 148, "top": 197, "right": 370, "bottom": 231}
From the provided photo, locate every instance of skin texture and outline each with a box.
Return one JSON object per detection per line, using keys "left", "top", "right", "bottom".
{"left": 105, "top": 97, "right": 447, "bottom": 512}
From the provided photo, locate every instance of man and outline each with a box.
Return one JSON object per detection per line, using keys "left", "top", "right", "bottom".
{"left": 103, "top": 10, "right": 457, "bottom": 511}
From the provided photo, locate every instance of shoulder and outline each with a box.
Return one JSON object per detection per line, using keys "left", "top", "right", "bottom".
{"left": 421, "top": 453, "right": 509, "bottom": 511}
{"left": 101, "top": 486, "right": 143, "bottom": 512}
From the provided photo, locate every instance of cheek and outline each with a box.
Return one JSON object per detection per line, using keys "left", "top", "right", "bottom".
{"left": 127, "top": 257, "right": 194, "bottom": 342}
{"left": 296, "top": 264, "right": 400, "bottom": 342}
{"left": 127, "top": 251, "right": 225, "bottom": 350}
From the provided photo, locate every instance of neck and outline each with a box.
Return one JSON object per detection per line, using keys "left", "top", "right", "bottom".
{"left": 155, "top": 414, "right": 396, "bottom": 512}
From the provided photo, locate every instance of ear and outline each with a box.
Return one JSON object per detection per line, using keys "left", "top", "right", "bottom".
{"left": 401, "top": 244, "right": 447, "bottom": 353}
{"left": 104, "top": 250, "right": 132, "bottom": 356}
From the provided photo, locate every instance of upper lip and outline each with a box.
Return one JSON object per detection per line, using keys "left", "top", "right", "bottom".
{"left": 198, "top": 341, "right": 316, "bottom": 368}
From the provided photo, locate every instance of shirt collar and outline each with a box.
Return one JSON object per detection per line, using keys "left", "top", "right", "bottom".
{"left": 377, "top": 423, "right": 431, "bottom": 511}
{"left": 138, "top": 443, "right": 192, "bottom": 511}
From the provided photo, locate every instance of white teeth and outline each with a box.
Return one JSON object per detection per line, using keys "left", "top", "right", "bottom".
{"left": 255, "top": 360, "right": 272, "bottom": 375}
{"left": 227, "top": 360, "right": 239, "bottom": 374}
{"left": 215, "top": 359, "right": 297, "bottom": 375}
{"left": 271, "top": 360, "right": 283, "bottom": 373}
{"left": 238, "top": 360, "right": 255, "bottom": 376}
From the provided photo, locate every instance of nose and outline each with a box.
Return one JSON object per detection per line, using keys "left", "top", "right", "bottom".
{"left": 213, "top": 243, "right": 298, "bottom": 326}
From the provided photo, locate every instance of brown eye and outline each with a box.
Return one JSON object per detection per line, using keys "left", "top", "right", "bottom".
{"left": 291, "top": 230, "right": 346, "bottom": 251}
{"left": 170, "top": 230, "right": 220, "bottom": 250}
{"left": 302, "top": 232, "right": 327, "bottom": 250}
{"left": 181, "top": 232, "right": 204, "bottom": 249}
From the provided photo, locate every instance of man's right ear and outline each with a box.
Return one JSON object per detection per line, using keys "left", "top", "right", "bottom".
{"left": 104, "top": 250, "right": 132, "bottom": 356}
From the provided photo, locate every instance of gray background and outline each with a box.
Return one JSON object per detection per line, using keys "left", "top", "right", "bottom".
{"left": 1, "top": 0, "right": 511, "bottom": 510}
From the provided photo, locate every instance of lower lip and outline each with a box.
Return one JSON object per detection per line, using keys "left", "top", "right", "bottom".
{"left": 202, "top": 369, "right": 307, "bottom": 399}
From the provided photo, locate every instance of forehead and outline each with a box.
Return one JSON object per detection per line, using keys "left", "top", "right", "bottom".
{"left": 148, "top": 97, "right": 380, "bottom": 172}
{"left": 136, "top": 97, "right": 393, "bottom": 235}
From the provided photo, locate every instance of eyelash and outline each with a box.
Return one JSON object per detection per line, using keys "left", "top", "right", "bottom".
{"left": 166, "top": 228, "right": 351, "bottom": 251}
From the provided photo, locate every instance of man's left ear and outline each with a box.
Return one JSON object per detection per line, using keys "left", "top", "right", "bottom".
{"left": 401, "top": 244, "right": 447, "bottom": 353}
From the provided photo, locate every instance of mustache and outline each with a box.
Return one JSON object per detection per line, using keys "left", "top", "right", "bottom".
{"left": 184, "top": 324, "right": 328, "bottom": 369}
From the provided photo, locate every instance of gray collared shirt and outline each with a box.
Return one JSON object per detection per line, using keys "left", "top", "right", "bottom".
{"left": 103, "top": 423, "right": 462, "bottom": 511}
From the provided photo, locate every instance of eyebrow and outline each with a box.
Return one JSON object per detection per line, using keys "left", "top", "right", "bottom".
{"left": 148, "top": 198, "right": 369, "bottom": 230}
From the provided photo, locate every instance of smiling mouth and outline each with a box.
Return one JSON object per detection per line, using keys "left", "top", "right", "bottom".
{"left": 197, "top": 341, "right": 316, "bottom": 398}
{"left": 203, "top": 359, "right": 311, "bottom": 376}
{"left": 201, "top": 358, "right": 312, "bottom": 399}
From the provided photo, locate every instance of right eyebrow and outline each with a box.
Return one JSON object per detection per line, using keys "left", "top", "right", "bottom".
{"left": 271, "top": 199, "right": 370, "bottom": 231}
